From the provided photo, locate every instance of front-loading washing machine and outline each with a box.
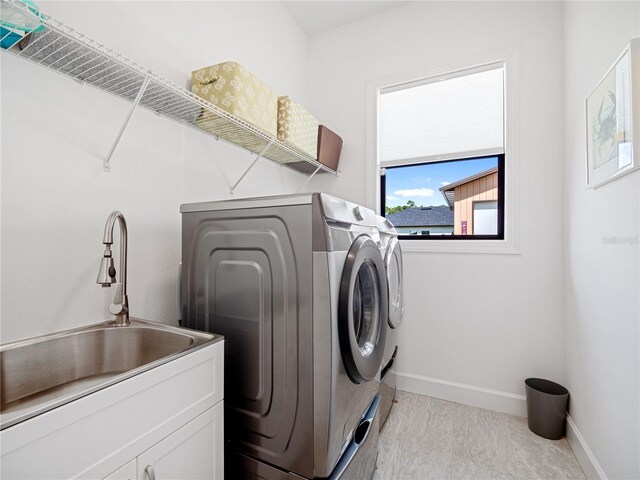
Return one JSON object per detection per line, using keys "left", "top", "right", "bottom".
{"left": 376, "top": 216, "right": 404, "bottom": 429}
{"left": 180, "top": 193, "right": 388, "bottom": 480}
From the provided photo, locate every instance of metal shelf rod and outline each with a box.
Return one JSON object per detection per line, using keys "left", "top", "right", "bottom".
{"left": 230, "top": 139, "right": 275, "bottom": 194}
{"left": 296, "top": 165, "right": 322, "bottom": 193}
{"left": 104, "top": 76, "right": 150, "bottom": 172}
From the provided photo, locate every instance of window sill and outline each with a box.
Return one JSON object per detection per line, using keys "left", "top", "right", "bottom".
{"left": 399, "top": 239, "right": 520, "bottom": 255}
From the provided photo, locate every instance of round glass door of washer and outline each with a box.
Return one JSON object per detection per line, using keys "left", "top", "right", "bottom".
{"left": 338, "top": 235, "right": 388, "bottom": 384}
{"left": 385, "top": 237, "right": 404, "bottom": 329}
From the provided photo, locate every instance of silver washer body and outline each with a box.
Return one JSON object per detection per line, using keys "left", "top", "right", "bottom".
{"left": 376, "top": 215, "right": 404, "bottom": 430}
{"left": 181, "top": 193, "right": 387, "bottom": 479}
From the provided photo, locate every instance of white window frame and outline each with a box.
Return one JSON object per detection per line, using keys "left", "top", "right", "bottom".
{"left": 366, "top": 49, "right": 521, "bottom": 255}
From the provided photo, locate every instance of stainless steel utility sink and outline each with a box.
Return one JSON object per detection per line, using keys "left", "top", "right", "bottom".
{"left": 0, "top": 319, "right": 216, "bottom": 430}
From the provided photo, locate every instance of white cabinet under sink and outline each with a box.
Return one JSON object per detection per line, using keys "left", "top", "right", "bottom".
{"left": 1, "top": 337, "right": 224, "bottom": 480}
{"left": 135, "top": 404, "right": 223, "bottom": 480}
{"left": 103, "top": 404, "right": 223, "bottom": 480}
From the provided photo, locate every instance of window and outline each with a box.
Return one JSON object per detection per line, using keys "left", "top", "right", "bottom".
{"left": 378, "top": 63, "right": 505, "bottom": 240}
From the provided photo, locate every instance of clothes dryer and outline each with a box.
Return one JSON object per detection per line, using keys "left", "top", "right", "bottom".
{"left": 181, "top": 193, "right": 387, "bottom": 480}
{"left": 377, "top": 216, "right": 404, "bottom": 429}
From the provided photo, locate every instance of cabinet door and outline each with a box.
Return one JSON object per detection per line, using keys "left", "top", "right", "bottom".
{"left": 137, "top": 403, "right": 223, "bottom": 480}
{"left": 103, "top": 459, "right": 136, "bottom": 480}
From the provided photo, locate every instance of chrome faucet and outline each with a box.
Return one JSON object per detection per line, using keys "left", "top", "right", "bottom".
{"left": 96, "top": 211, "right": 130, "bottom": 326}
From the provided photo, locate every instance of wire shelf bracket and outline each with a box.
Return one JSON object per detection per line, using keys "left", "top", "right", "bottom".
{"left": 230, "top": 139, "right": 274, "bottom": 195}
{"left": 103, "top": 76, "right": 150, "bottom": 172}
{"left": 296, "top": 165, "right": 322, "bottom": 193}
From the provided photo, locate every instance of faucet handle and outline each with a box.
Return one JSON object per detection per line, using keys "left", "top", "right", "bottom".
{"left": 109, "top": 283, "right": 128, "bottom": 316}
{"left": 109, "top": 303, "right": 128, "bottom": 315}
{"left": 111, "top": 283, "right": 124, "bottom": 304}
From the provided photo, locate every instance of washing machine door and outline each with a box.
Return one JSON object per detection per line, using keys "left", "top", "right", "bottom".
{"left": 338, "top": 234, "right": 388, "bottom": 384}
{"left": 385, "top": 236, "right": 404, "bottom": 329}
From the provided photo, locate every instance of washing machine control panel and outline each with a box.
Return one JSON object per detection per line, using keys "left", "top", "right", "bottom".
{"left": 320, "top": 193, "right": 377, "bottom": 227}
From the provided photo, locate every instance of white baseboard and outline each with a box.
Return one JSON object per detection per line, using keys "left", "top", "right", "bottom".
{"left": 395, "top": 371, "right": 527, "bottom": 417}
{"left": 566, "top": 415, "right": 607, "bottom": 480}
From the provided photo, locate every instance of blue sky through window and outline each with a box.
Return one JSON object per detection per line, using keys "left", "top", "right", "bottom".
{"left": 385, "top": 157, "right": 499, "bottom": 208}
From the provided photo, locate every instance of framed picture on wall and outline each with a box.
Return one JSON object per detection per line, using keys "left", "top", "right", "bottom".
{"left": 586, "top": 38, "right": 639, "bottom": 189}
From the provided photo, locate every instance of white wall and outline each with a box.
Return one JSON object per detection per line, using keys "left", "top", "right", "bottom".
{"left": 563, "top": 3, "right": 640, "bottom": 479}
{"left": 306, "top": 1, "right": 566, "bottom": 414}
{"left": 1, "top": 1, "right": 309, "bottom": 342}
{"left": 5, "top": 8, "right": 638, "bottom": 476}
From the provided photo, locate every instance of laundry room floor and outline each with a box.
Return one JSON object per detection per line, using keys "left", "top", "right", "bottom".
{"left": 374, "top": 391, "right": 586, "bottom": 480}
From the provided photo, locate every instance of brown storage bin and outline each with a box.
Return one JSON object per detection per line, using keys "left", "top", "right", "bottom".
{"left": 282, "top": 125, "right": 343, "bottom": 174}
{"left": 317, "top": 125, "right": 342, "bottom": 171}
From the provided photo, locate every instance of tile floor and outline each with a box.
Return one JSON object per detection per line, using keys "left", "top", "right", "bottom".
{"left": 374, "top": 391, "right": 586, "bottom": 480}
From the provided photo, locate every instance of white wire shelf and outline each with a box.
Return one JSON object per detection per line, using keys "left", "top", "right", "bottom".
{"left": 0, "top": 0, "right": 338, "bottom": 181}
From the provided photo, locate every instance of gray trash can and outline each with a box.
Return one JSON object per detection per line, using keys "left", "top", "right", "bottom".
{"left": 525, "top": 378, "right": 569, "bottom": 440}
